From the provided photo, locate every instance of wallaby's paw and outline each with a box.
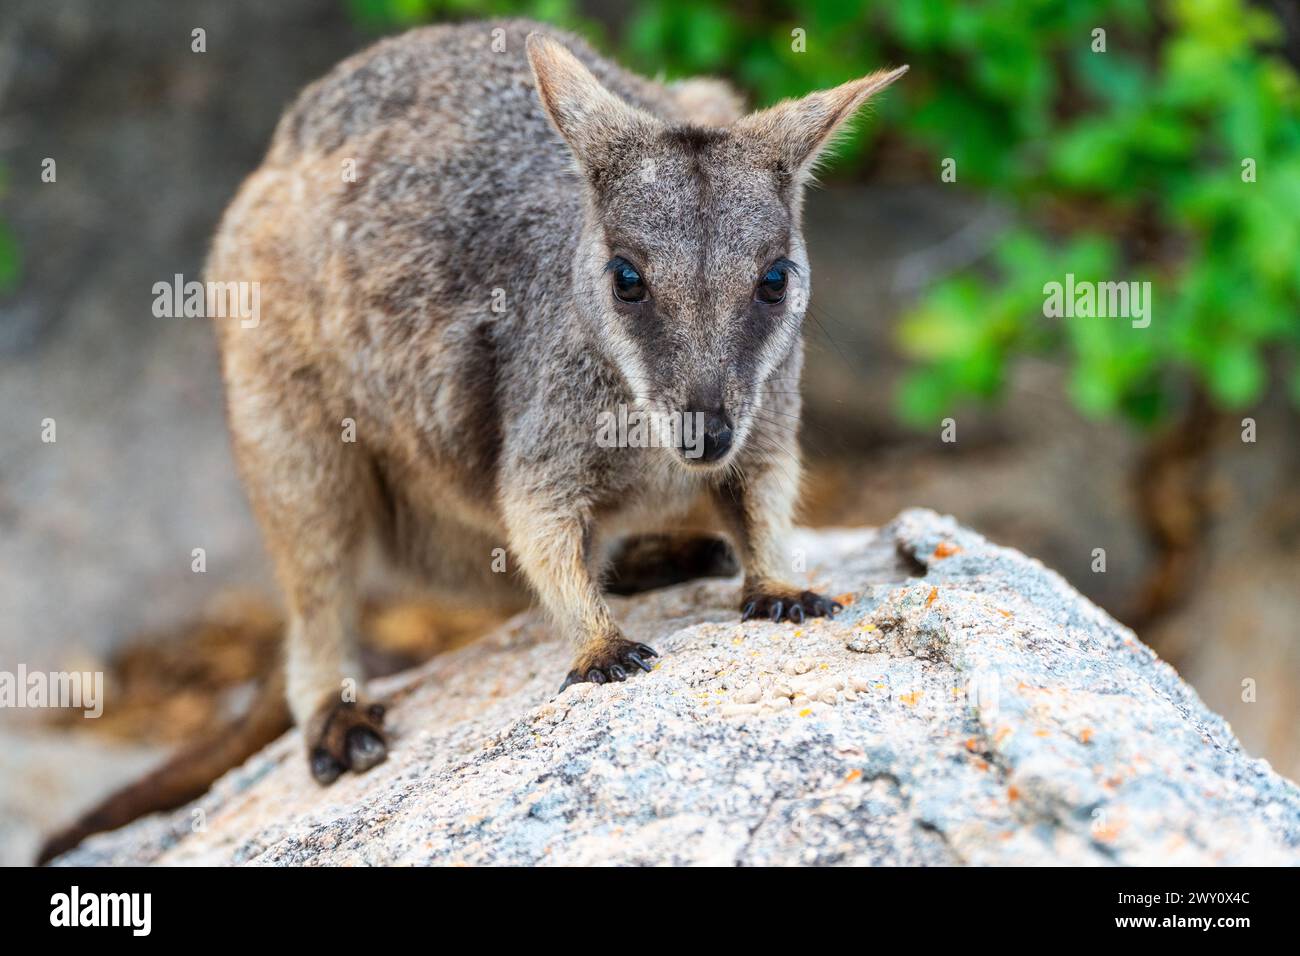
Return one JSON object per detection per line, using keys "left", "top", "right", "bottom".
{"left": 558, "top": 638, "right": 658, "bottom": 692}
{"left": 305, "top": 698, "right": 388, "bottom": 785}
{"left": 741, "top": 587, "right": 841, "bottom": 624}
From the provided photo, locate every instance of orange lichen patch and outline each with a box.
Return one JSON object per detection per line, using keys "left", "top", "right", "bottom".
{"left": 844, "top": 768, "right": 863, "bottom": 783}
{"left": 833, "top": 593, "right": 856, "bottom": 606}
{"left": 1007, "top": 785, "right": 1021, "bottom": 802}
{"left": 925, "top": 587, "right": 939, "bottom": 607}
{"left": 997, "top": 608, "right": 1013, "bottom": 618}
{"left": 975, "top": 759, "right": 990, "bottom": 771}
{"left": 932, "top": 542, "right": 962, "bottom": 559}
{"left": 798, "top": 708, "right": 813, "bottom": 717}
{"left": 995, "top": 727, "right": 1013, "bottom": 745}
{"left": 1092, "top": 820, "right": 1124, "bottom": 843}
{"left": 1034, "top": 729, "right": 1050, "bottom": 737}
{"left": 1079, "top": 728, "right": 1094, "bottom": 744}
{"left": 899, "top": 691, "right": 922, "bottom": 706}
{"left": 964, "top": 738, "right": 980, "bottom": 752}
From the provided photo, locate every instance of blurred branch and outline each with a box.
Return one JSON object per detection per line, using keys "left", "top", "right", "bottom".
{"left": 891, "top": 201, "right": 1009, "bottom": 297}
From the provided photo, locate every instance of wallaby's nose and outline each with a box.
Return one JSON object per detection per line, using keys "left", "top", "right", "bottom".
{"left": 700, "top": 412, "right": 733, "bottom": 462}
{"left": 682, "top": 384, "right": 733, "bottom": 463}
{"left": 683, "top": 408, "right": 732, "bottom": 463}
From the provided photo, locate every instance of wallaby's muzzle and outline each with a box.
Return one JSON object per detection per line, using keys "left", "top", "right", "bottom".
{"left": 696, "top": 411, "right": 733, "bottom": 463}
{"left": 677, "top": 405, "right": 734, "bottom": 465}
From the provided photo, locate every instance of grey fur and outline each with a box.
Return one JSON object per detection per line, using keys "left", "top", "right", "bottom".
{"left": 208, "top": 18, "right": 904, "bottom": 771}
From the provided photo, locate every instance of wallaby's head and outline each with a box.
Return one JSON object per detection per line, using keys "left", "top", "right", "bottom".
{"left": 527, "top": 34, "right": 905, "bottom": 470}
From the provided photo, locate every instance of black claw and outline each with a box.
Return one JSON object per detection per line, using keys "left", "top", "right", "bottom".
{"left": 769, "top": 601, "right": 783, "bottom": 622}
{"left": 790, "top": 604, "right": 805, "bottom": 624}
{"left": 346, "top": 728, "right": 387, "bottom": 773}
{"left": 560, "top": 643, "right": 658, "bottom": 692}
{"left": 310, "top": 748, "right": 343, "bottom": 786}
{"left": 741, "top": 602, "right": 757, "bottom": 621}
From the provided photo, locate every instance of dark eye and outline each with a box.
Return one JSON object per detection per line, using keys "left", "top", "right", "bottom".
{"left": 610, "top": 259, "right": 647, "bottom": 303}
{"left": 756, "top": 264, "right": 787, "bottom": 304}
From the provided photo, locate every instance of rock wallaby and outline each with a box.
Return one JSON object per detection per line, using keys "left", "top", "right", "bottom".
{"left": 215, "top": 19, "right": 903, "bottom": 782}
{"left": 40, "top": 18, "right": 905, "bottom": 858}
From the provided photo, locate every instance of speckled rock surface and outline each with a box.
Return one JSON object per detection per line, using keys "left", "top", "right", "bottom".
{"left": 53, "top": 509, "right": 1300, "bottom": 866}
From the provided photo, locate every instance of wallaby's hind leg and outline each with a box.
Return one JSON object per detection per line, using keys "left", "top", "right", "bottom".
{"left": 603, "top": 532, "right": 738, "bottom": 595}
{"left": 224, "top": 372, "right": 387, "bottom": 785}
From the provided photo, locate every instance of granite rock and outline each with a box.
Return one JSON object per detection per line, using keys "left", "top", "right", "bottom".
{"left": 53, "top": 509, "right": 1300, "bottom": 866}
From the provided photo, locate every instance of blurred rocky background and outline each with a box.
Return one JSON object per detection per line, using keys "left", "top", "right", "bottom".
{"left": 1, "top": 0, "right": 1297, "bottom": 864}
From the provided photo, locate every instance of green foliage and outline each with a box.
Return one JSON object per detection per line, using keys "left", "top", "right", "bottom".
{"left": 346, "top": 0, "right": 583, "bottom": 32}
{"left": 345, "top": 0, "right": 1300, "bottom": 429}
{"left": 0, "top": 164, "right": 17, "bottom": 293}
{"left": 0, "top": 223, "right": 18, "bottom": 292}
{"left": 889, "top": 0, "right": 1300, "bottom": 428}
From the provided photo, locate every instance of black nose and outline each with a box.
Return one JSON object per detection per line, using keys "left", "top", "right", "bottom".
{"left": 687, "top": 410, "right": 732, "bottom": 463}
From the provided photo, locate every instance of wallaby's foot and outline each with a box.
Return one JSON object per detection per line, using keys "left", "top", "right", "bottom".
{"left": 305, "top": 698, "right": 388, "bottom": 785}
{"left": 741, "top": 586, "right": 841, "bottom": 624}
{"left": 559, "top": 637, "right": 658, "bottom": 692}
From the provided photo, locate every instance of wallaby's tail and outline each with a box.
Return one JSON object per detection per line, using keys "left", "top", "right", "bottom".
{"left": 36, "top": 668, "right": 290, "bottom": 865}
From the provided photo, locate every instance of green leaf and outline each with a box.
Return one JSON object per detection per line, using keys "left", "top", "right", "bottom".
{"left": 1205, "top": 342, "right": 1266, "bottom": 407}
{"left": 0, "top": 221, "right": 20, "bottom": 291}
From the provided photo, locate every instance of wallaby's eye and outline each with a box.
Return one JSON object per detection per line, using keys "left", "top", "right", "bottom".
{"left": 756, "top": 264, "right": 788, "bottom": 304}
{"left": 609, "top": 258, "right": 647, "bottom": 303}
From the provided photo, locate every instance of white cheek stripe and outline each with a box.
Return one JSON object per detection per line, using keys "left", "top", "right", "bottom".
{"left": 606, "top": 321, "right": 653, "bottom": 407}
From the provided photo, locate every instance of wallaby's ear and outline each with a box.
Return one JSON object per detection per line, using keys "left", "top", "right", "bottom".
{"left": 735, "top": 65, "right": 908, "bottom": 185}
{"left": 527, "top": 33, "right": 658, "bottom": 177}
